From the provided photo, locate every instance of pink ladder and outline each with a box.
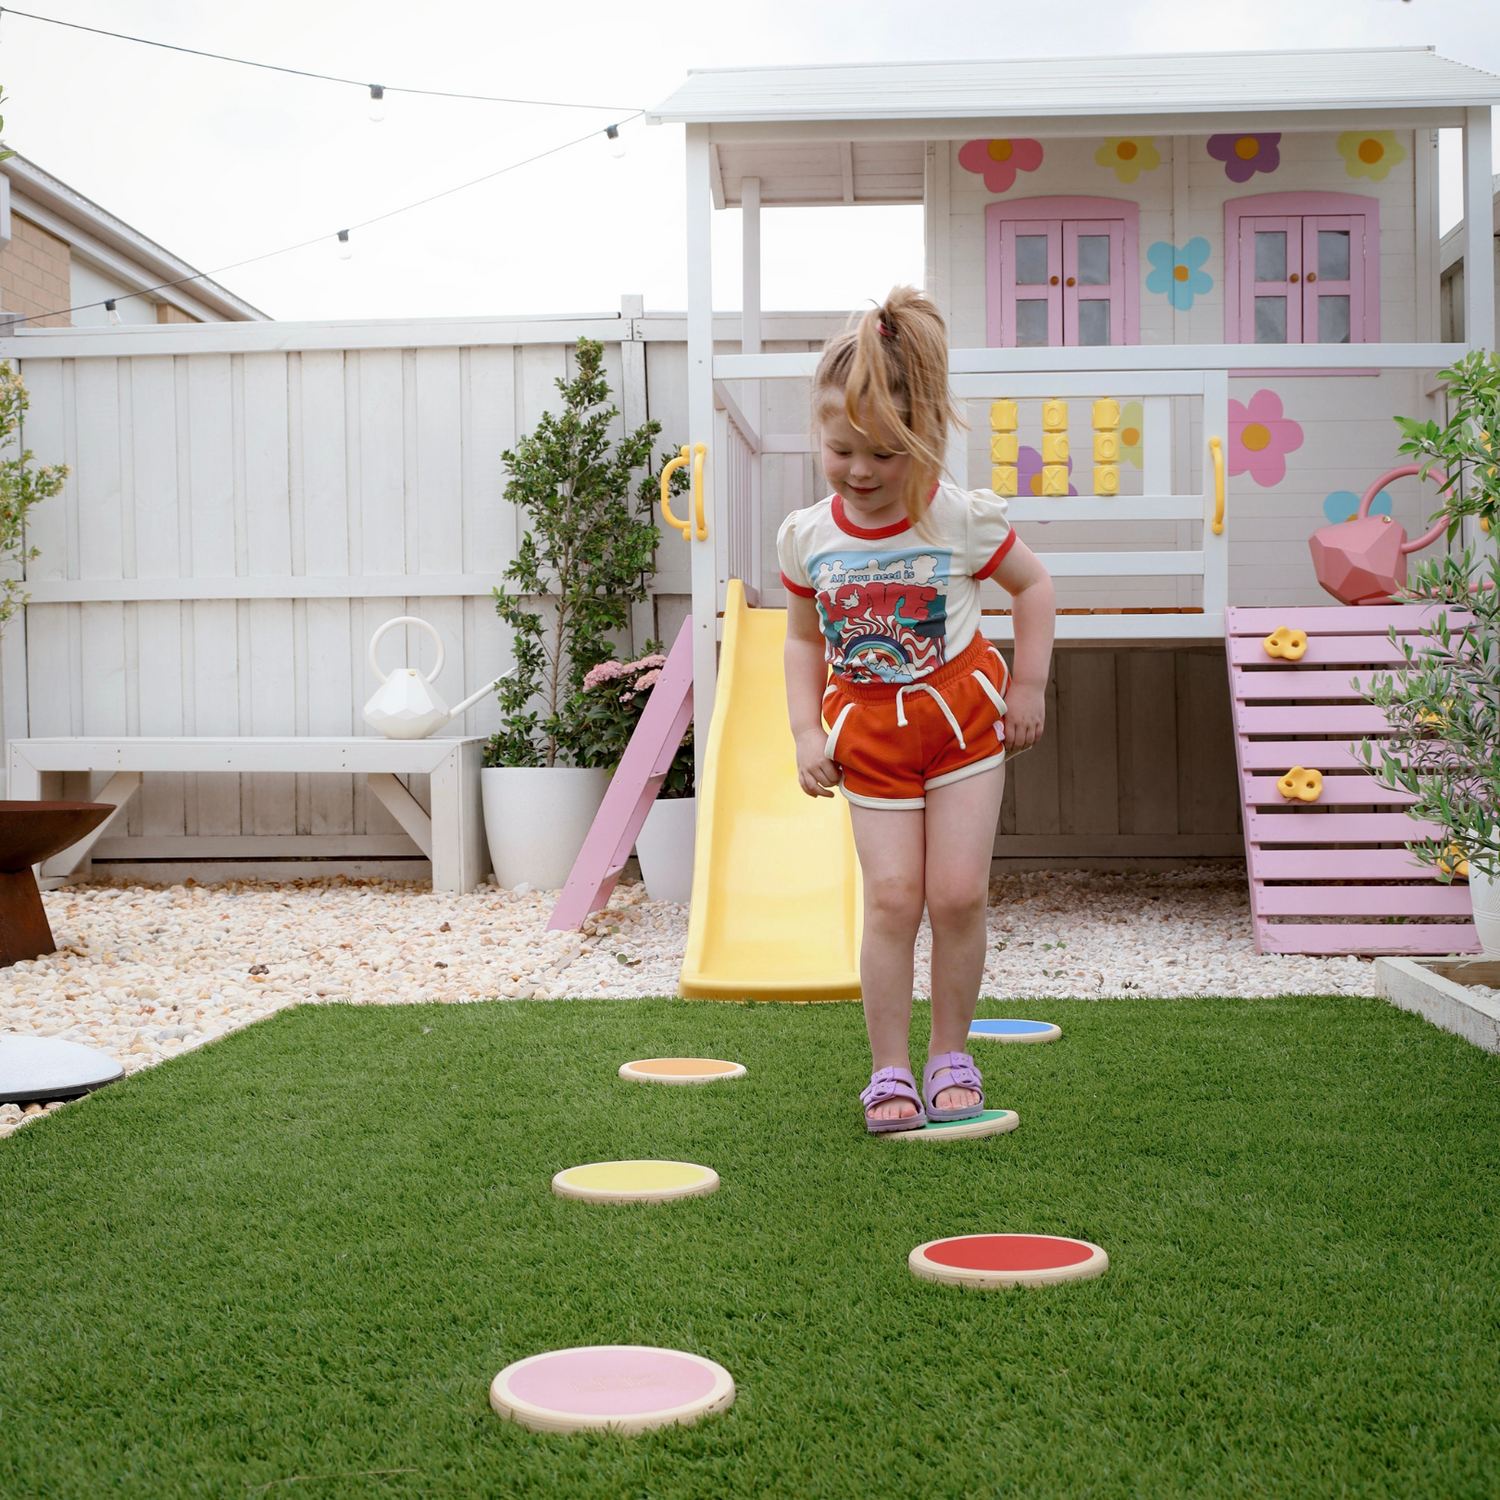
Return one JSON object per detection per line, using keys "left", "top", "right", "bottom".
{"left": 547, "top": 618, "right": 694, "bottom": 932}
{"left": 1225, "top": 605, "right": 1477, "bottom": 956}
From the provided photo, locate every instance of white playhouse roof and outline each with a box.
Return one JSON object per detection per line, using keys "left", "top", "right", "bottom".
{"left": 648, "top": 48, "right": 1500, "bottom": 207}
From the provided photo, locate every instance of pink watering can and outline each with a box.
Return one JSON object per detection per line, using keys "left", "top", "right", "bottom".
{"left": 1308, "top": 464, "right": 1449, "bottom": 607}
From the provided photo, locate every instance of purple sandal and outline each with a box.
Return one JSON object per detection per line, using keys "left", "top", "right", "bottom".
{"left": 923, "top": 1051, "right": 985, "bottom": 1122}
{"left": 860, "top": 1066, "right": 927, "bottom": 1134}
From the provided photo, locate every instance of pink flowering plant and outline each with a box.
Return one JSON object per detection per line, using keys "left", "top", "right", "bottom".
{"left": 571, "top": 648, "right": 694, "bottom": 798}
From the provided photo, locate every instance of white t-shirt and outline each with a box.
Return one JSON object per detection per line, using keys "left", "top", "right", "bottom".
{"left": 776, "top": 482, "right": 1016, "bottom": 685}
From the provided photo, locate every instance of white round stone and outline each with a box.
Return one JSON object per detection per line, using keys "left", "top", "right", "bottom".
{"left": 0, "top": 1035, "right": 124, "bottom": 1104}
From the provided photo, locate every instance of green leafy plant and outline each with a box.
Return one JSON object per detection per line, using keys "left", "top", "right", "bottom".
{"left": 1360, "top": 352, "right": 1500, "bottom": 880}
{"left": 484, "top": 338, "right": 678, "bottom": 769}
{"left": 1360, "top": 549, "right": 1500, "bottom": 880}
{"left": 0, "top": 363, "right": 68, "bottom": 626}
{"left": 571, "top": 650, "right": 694, "bottom": 798}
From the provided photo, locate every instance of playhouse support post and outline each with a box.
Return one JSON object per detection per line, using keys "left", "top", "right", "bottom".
{"left": 1463, "top": 106, "right": 1495, "bottom": 350}
{"left": 742, "top": 175, "right": 763, "bottom": 598}
{"left": 685, "top": 124, "right": 719, "bottom": 791}
{"left": 1201, "top": 369, "right": 1230, "bottom": 621}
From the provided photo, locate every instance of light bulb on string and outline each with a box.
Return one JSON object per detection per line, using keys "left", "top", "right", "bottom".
{"left": 368, "top": 84, "right": 386, "bottom": 123}
{"left": 605, "top": 123, "right": 626, "bottom": 159}
{"left": 337, "top": 229, "right": 353, "bottom": 261}
{"left": 104, "top": 299, "right": 120, "bottom": 326}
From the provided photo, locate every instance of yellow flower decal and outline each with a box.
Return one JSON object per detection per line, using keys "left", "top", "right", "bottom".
{"left": 1336, "top": 130, "right": 1406, "bottom": 183}
{"left": 1119, "top": 401, "right": 1144, "bottom": 469}
{"left": 1095, "top": 137, "right": 1160, "bottom": 185}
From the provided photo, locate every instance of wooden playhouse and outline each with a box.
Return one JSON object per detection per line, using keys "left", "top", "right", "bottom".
{"left": 647, "top": 47, "right": 1499, "bottom": 953}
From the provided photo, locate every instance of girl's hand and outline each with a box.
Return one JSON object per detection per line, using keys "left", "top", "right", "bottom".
{"left": 795, "top": 728, "right": 840, "bottom": 798}
{"left": 1003, "top": 681, "right": 1046, "bottom": 755}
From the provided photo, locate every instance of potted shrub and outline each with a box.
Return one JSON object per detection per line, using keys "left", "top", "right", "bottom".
{"left": 1361, "top": 351, "right": 1500, "bottom": 951}
{"left": 574, "top": 652, "right": 695, "bottom": 901}
{"left": 481, "top": 338, "right": 669, "bottom": 890}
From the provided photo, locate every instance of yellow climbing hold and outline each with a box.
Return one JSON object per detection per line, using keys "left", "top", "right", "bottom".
{"left": 1277, "top": 767, "right": 1322, "bottom": 803}
{"left": 1263, "top": 626, "right": 1308, "bottom": 661}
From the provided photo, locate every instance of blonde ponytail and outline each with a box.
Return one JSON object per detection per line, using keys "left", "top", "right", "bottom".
{"left": 811, "top": 287, "right": 962, "bottom": 532}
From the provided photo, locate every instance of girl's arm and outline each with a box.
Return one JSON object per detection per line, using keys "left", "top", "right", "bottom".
{"left": 785, "top": 593, "right": 839, "bottom": 798}
{"left": 990, "top": 536, "right": 1055, "bottom": 753}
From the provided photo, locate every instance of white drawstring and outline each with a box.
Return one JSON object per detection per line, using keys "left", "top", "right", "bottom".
{"left": 894, "top": 683, "right": 966, "bottom": 750}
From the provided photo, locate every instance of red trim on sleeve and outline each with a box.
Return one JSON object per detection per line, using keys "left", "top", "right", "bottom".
{"left": 781, "top": 571, "right": 816, "bottom": 599}
{"left": 973, "top": 527, "right": 1018, "bottom": 581}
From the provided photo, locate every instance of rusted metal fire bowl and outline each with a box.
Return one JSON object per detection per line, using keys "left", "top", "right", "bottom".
{"left": 0, "top": 801, "right": 115, "bottom": 968}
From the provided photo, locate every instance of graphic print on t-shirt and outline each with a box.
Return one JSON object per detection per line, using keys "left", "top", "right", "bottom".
{"left": 809, "top": 545, "right": 952, "bottom": 684}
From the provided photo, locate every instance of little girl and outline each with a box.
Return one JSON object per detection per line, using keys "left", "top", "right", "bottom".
{"left": 778, "top": 287, "right": 1056, "bottom": 1133}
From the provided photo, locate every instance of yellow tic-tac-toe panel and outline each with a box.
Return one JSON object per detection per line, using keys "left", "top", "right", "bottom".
{"left": 991, "top": 465, "right": 1018, "bottom": 496}
{"left": 989, "top": 400, "right": 1018, "bottom": 432}
{"left": 1041, "top": 464, "right": 1069, "bottom": 497}
{"left": 1092, "top": 399, "right": 1120, "bottom": 430}
{"left": 1041, "top": 432, "right": 1069, "bottom": 464}
{"left": 1094, "top": 464, "right": 1119, "bottom": 496}
{"left": 990, "top": 432, "right": 1019, "bottom": 464}
{"left": 1094, "top": 431, "right": 1120, "bottom": 463}
{"left": 1041, "top": 400, "right": 1068, "bottom": 432}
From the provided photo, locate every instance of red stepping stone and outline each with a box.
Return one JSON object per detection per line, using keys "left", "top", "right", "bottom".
{"left": 909, "top": 1233, "right": 1108, "bottom": 1289}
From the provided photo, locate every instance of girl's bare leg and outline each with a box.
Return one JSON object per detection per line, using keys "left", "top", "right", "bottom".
{"left": 847, "top": 803, "right": 926, "bottom": 1122}
{"left": 924, "top": 764, "right": 1006, "bottom": 1110}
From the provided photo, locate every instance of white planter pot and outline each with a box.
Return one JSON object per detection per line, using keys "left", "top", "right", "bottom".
{"left": 1467, "top": 867, "right": 1500, "bottom": 957}
{"left": 635, "top": 796, "right": 697, "bottom": 903}
{"left": 481, "top": 766, "right": 610, "bottom": 891}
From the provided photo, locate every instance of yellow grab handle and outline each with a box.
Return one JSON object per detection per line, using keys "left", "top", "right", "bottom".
{"left": 660, "top": 445, "right": 692, "bottom": 539}
{"left": 1209, "top": 435, "right": 1225, "bottom": 535}
{"left": 691, "top": 443, "right": 707, "bottom": 540}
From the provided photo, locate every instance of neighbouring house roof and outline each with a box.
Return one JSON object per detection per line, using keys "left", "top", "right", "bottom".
{"left": 2, "top": 153, "right": 267, "bottom": 322}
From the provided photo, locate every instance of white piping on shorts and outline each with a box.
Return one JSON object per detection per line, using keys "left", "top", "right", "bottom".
{"left": 824, "top": 701, "right": 857, "bottom": 761}
{"left": 894, "top": 682, "right": 967, "bottom": 750}
{"left": 924, "top": 749, "right": 1006, "bottom": 791}
{"left": 839, "top": 783, "right": 927, "bottom": 811}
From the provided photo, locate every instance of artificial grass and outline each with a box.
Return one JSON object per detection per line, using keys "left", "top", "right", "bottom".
{"left": 3, "top": 995, "right": 1499, "bottom": 1500}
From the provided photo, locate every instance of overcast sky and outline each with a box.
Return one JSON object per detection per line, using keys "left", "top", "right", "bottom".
{"left": 2, "top": 0, "right": 1497, "bottom": 321}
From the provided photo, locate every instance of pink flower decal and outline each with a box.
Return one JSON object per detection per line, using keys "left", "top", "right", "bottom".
{"left": 1229, "top": 389, "right": 1303, "bottom": 488}
{"left": 1206, "top": 133, "right": 1280, "bottom": 183}
{"left": 957, "top": 138, "right": 1043, "bottom": 194}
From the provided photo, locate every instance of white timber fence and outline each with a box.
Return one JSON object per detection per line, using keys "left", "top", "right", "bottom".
{"left": 0, "top": 302, "right": 842, "bottom": 881}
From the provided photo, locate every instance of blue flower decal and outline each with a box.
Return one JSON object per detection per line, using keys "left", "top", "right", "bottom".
{"left": 1322, "top": 489, "right": 1392, "bottom": 524}
{"left": 1145, "top": 238, "right": 1213, "bottom": 311}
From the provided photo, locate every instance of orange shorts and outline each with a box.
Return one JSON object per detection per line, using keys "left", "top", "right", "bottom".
{"left": 821, "top": 634, "right": 1011, "bottom": 810}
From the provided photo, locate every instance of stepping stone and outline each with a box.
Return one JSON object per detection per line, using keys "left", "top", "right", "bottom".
{"left": 0, "top": 1036, "right": 123, "bottom": 1104}
{"left": 552, "top": 1160, "right": 719, "bottom": 1204}
{"left": 490, "top": 1345, "right": 735, "bottom": 1434}
{"left": 968, "top": 1018, "right": 1061, "bottom": 1044}
{"left": 909, "top": 1233, "right": 1108, "bottom": 1289}
{"left": 619, "top": 1057, "right": 746, "bottom": 1084}
{"left": 885, "top": 1108, "right": 1019, "bottom": 1142}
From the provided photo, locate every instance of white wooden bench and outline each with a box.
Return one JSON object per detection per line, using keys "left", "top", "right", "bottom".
{"left": 6, "top": 737, "right": 490, "bottom": 892}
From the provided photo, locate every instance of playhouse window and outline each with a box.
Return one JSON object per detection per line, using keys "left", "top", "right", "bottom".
{"left": 1225, "top": 193, "right": 1379, "bottom": 345}
{"left": 986, "top": 198, "right": 1139, "bottom": 348}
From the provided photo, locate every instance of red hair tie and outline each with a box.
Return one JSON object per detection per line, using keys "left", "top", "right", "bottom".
{"left": 877, "top": 320, "right": 894, "bottom": 338}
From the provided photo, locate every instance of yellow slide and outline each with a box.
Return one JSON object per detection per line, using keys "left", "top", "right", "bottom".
{"left": 679, "top": 580, "right": 863, "bottom": 1001}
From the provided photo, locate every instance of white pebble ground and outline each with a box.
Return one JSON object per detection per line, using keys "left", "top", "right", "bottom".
{"left": 1, "top": 866, "right": 1383, "bottom": 1136}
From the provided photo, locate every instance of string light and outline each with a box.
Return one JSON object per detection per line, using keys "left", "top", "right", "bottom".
{"left": 336, "top": 229, "right": 352, "bottom": 261}
{"left": 0, "top": 7, "right": 638, "bottom": 112}
{"left": 367, "top": 84, "right": 385, "bottom": 124}
{"left": 606, "top": 123, "right": 626, "bottom": 159}
{"left": 0, "top": 114, "right": 641, "bottom": 326}
{"left": 104, "top": 298, "right": 119, "bottom": 325}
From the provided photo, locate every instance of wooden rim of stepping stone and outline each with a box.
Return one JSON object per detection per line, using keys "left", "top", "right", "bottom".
{"left": 490, "top": 1345, "right": 735, "bottom": 1435}
{"left": 552, "top": 1160, "right": 719, "bottom": 1204}
{"left": 619, "top": 1058, "right": 746, "bottom": 1084}
{"left": 909, "top": 1233, "right": 1108, "bottom": 1289}
{"left": 885, "top": 1108, "right": 1019, "bottom": 1143}
{"left": 968, "top": 1019, "right": 1061, "bottom": 1044}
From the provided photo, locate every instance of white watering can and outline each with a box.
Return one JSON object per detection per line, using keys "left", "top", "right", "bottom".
{"left": 363, "top": 616, "right": 504, "bottom": 740}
